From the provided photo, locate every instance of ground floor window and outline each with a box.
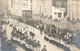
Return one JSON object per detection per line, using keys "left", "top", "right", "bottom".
{"left": 58, "top": 13, "right": 61, "bottom": 17}
{"left": 54, "top": 12, "right": 57, "bottom": 15}
{"left": 22, "top": 10, "right": 32, "bottom": 17}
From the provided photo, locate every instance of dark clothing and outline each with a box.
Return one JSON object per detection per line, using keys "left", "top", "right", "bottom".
{"left": 41, "top": 48, "right": 47, "bottom": 51}
{"left": 30, "top": 31, "right": 35, "bottom": 37}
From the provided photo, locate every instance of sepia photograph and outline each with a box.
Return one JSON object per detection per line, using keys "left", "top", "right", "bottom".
{"left": 0, "top": 0, "right": 80, "bottom": 51}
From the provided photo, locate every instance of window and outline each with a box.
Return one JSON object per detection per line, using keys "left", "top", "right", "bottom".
{"left": 30, "top": 5, "right": 32, "bottom": 9}
{"left": 11, "top": 0, "right": 14, "bottom": 7}
{"left": 41, "top": 0, "right": 42, "bottom": 3}
{"left": 31, "top": 0, "right": 32, "bottom": 3}
{"left": 23, "top": 3, "right": 25, "bottom": 6}
{"left": 23, "top": 12, "right": 26, "bottom": 15}
{"left": 58, "top": 13, "right": 62, "bottom": 17}
{"left": 64, "top": 13, "right": 67, "bottom": 17}
{"left": 23, "top": 3, "right": 28, "bottom": 7}
{"left": 41, "top": 0, "right": 45, "bottom": 4}
{"left": 54, "top": 13, "right": 57, "bottom": 15}
{"left": 57, "top": 0, "right": 61, "bottom": 1}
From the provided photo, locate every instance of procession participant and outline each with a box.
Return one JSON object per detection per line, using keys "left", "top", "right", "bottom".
{"left": 30, "top": 28, "right": 33, "bottom": 36}
{"left": 40, "top": 25, "right": 43, "bottom": 35}
{"left": 32, "top": 30, "right": 35, "bottom": 39}
{"left": 30, "top": 28, "right": 35, "bottom": 39}
{"left": 27, "top": 38, "right": 32, "bottom": 48}
{"left": 37, "top": 41, "right": 41, "bottom": 51}
{"left": 41, "top": 45, "right": 47, "bottom": 51}
{"left": 31, "top": 39, "right": 37, "bottom": 51}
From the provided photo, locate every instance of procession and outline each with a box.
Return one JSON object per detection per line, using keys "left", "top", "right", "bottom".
{"left": 0, "top": 0, "right": 80, "bottom": 51}
{"left": 0, "top": 15, "right": 79, "bottom": 51}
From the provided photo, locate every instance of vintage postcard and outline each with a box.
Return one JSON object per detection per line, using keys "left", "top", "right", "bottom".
{"left": 0, "top": 0, "right": 80, "bottom": 51}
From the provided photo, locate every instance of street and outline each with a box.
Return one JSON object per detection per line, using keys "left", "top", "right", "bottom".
{"left": 1, "top": 17, "right": 80, "bottom": 51}
{"left": 0, "top": 0, "right": 80, "bottom": 51}
{"left": 0, "top": 18, "right": 65, "bottom": 51}
{"left": 2, "top": 18, "right": 65, "bottom": 51}
{"left": 0, "top": 17, "right": 80, "bottom": 51}
{"left": 27, "top": 24, "right": 64, "bottom": 51}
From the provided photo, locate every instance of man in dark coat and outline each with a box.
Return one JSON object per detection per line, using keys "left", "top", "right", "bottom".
{"left": 41, "top": 45, "right": 47, "bottom": 51}
{"left": 30, "top": 30, "right": 35, "bottom": 39}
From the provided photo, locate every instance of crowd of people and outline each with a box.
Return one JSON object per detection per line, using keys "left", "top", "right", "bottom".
{"left": 1, "top": 18, "right": 47, "bottom": 51}
{"left": 11, "top": 27, "right": 41, "bottom": 51}
{"left": 18, "top": 17, "right": 76, "bottom": 48}
{"left": 1, "top": 16, "right": 78, "bottom": 51}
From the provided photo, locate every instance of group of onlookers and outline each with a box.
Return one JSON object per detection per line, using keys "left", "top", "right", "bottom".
{"left": 1, "top": 17, "right": 75, "bottom": 51}
{"left": 1, "top": 18, "right": 47, "bottom": 51}
{"left": 18, "top": 17, "right": 75, "bottom": 49}
{"left": 11, "top": 27, "right": 41, "bottom": 51}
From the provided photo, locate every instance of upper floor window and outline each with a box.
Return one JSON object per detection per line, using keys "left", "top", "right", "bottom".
{"left": 58, "top": 13, "right": 62, "bottom": 17}
{"left": 31, "top": 0, "right": 32, "bottom": 3}
{"left": 54, "top": 13, "right": 57, "bottom": 15}
{"left": 23, "top": 3, "right": 28, "bottom": 7}
{"left": 23, "top": 3, "right": 26, "bottom": 6}
{"left": 41, "top": 0, "right": 42, "bottom": 3}
{"left": 11, "top": 0, "right": 13, "bottom": 7}
{"left": 41, "top": 0, "right": 45, "bottom": 4}
{"left": 30, "top": 5, "right": 32, "bottom": 9}
{"left": 11, "top": 0, "right": 15, "bottom": 7}
{"left": 57, "top": 0, "right": 61, "bottom": 1}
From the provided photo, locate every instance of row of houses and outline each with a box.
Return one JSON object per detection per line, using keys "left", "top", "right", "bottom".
{"left": 67, "top": 0, "right": 80, "bottom": 21}
{"left": 8, "top": 0, "right": 80, "bottom": 21}
{"left": 8, "top": 0, "right": 68, "bottom": 21}
{"left": 1, "top": 0, "right": 80, "bottom": 21}
{"left": 8, "top": 0, "right": 32, "bottom": 17}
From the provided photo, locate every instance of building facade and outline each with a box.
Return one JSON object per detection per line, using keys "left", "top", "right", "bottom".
{"left": 67, "top": 0, "right": 80, "bottom": 21}
{"left": 9, "top": 0, "right": 32, "bottom": 17}
{"left": 52, "top": 0, "right": 67, "bottom": 20}
{"left": 52, "top": 6, "right": 66, "bottom": 20}
{"left": 32, "top": 0, "right": 52, "bottom": 21}
{"left": 0, "top": 0, "right": 8, "bottom": 10}
{"left": 8, "top": 0, "right": 67, "bottom": 21}
{"left": 52, "top": 0, "right": 67, "bottom": 10}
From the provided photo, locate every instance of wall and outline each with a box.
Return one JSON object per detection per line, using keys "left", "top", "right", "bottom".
{"left": 9, "top": 0, "right": 32, "bottom": 17}
{"left": 32, "top": 0, "right": 52, "bottom": 20}
{"left": 67, "top": 0, "right": 80, "bottom": 21}
{"left": 52, "top": 6, "right": 65, "bottom": 20}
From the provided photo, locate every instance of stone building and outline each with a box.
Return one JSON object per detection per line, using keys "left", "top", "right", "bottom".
{"left": 52, "top": 0, "right": 67, "bottom": 20}
{"left": 52, "top": 0, "right": 67, "bottom": 10}
{"left": 32, "top": 0, "right": 52, "bottom": 21}
{"left": 52, "top": 6, "right": 66, "bottom": 20}
{"left": 67, "top": 0, "right": 80, "bottom": 21}
{"left": 9, "top": 0, "right": 32, "bottom": 17}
